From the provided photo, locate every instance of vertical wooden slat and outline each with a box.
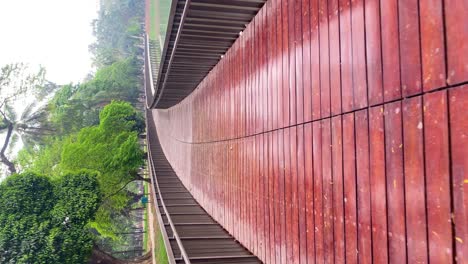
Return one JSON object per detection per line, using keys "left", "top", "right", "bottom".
{"left": 279, "top": 129, "right": 287, "bottom": 264}
{"left": 304, "top": 123, "right": 316, "bottom": 264}
{"left": 329, "top": 0, "right": 341, "bottom": 115}
{"left": 321, "top": 119, "right": 334, "bottom": 263}
{"left": 355, "top": 109, "right": 372, "bottom": 264}
{"left": 351, "top": 0, "right": 368, "bottom": 109}
{"left": 381, "top": 0, "right": 401, "bottom": 102}
{"left": 424, "top": 90, "right": 453, "bottom": 263}
{"left": 365, "top": 0, "right": 383, "bottom": 105}
{"left": 319, "top": 0, "right": 331, "bottom": 118}
{"left": 313, "top": 121, "right": 324, "bottom": 264}
{"left": 297, "top": 125, "right": 307, "bottom": 264}
{"left": 444, "top": 0, "right": 468, "bottom": 85}
{"left": 269, "top": 130, "right": 276, "bottom": 263}
{"left": 369, "top": 106, "right": 389, "bottom": 264}
{"left": 420, "top": 0, "right": 446, "bottom": 91}
{"left": 402, "top": 96, "right": 428, "bottom": 263}
{"left": 273, "top": 130, "right": 281, "bottom": 263}
{"left": 398, "top": 0, "right": 422, "bottom": 97}
{"left": 295, "top": 0, "right": 304, "bottom": 124}
{"left": 290, "top": 126, "right": 300, "bottom": 263}
{"left": 339, "top": 0, "right": 353, "bottom": 112}
{"left": 288, "top": 0, "right": 297, "bottom": 126}
{"left": 343, "top": 113, "right": 358, "bottom": 264}
{"left": 332, "top": 116, "right": 345, "bottom": 263}
{"left": 384, "top": 101, "right": 407, "bottom": 263}
{"left": 449, "top": 85, "right": 468, "bottom": 263}
{"left": 311, "top": 0, "right": 321, "bottom": 119}
{"left": 284, "top": 127, "right": 293, "bottom": 263}
{"left": 281, "top": 0, "right": 291, "bottom": 127}
{"left": 302, "top": 0, "right": 313, "bottom": 122}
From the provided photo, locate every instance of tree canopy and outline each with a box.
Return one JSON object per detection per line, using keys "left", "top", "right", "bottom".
{"left": 0, "top": 63, "right": 56, "bottom": 175}
{"left": 0, "top": 171, "right": 101, "bottom": 263}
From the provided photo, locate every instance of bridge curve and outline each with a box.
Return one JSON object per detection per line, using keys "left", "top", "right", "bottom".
{"left": 145, "top": 0, "right": 468, "bottom": 263}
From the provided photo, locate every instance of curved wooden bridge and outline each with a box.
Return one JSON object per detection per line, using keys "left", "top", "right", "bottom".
{"left": 146, "top": 111, "right": 261, "bottom": 264}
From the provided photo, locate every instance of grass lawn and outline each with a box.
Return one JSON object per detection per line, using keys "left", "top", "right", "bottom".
{"left": 148, "top": 0, "right": 157, "bottom": 40}
{"left": 143, "top": 182, "right": 149, "bottom": 251}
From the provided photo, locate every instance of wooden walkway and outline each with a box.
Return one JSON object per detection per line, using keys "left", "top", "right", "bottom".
{"left": 146, "top": 111, "right": 260, "bottom": 264}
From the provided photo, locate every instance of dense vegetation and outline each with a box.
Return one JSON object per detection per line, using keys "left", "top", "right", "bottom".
{"left": 0, "top": 171, "right": 101, "bottom": 263}
{"left": 0, "top": 0, "right": 151, "bottom": 262}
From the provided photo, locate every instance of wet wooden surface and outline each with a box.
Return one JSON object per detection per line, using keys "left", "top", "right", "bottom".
{"left": 148, "top": 0, "right": 468, "bottom": 263}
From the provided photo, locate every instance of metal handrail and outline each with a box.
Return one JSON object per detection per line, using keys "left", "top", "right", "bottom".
{"left": 153, "top": 0, "right": 191, "bottom": 108}
{"left": 146, "top": 122, "right": 191, "bottom": 264}
{"left": 146, "top": 151, "right": 176, "bottom": 264}
{"left": 146, "top": 34, "right": 156, "bottom": 96}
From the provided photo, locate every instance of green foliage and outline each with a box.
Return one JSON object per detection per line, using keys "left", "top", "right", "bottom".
{"left": 0, "top": 172, "right": 101, "bottom": 264}
{"left": 48, "top": 58, "right": 141, "bottom": 136}
{"left": 52, "top": 171, "right": 101, "bottom": 225}
{"left": 89, "top": 0, "right": 144, "bottom": 67}
{"left": 16, "top": 138, "right": 64, "bottom": 176}
{"left": 59, "top": 101, "right": 144, "bottom": 238}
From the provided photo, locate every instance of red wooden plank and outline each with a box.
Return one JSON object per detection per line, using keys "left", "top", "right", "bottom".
{"left": 339, "top": 0, "right": 353, "bottom": 112}
{"left": 281, "top": 0, "right": 291, "bottom": 127}
{"left": 444, "top": 0, "right": 468, "bottom": 85}
{"left": 246, "top": 25, "right": 252, "bottom": 136}
{"left": 284, "top": 127, "right": 293, "bottom": 263}
{"left": 351, "top": 0, "right": 367, "bottom": 109}
{"left": 424, "top": 90, "right": 453, "bottom": 263}
{"left": 278, "top": 129, "right": 287, "bottom": 264}
{"left": 287, "top": 0, "right": 297, "bottom": 126}
{"left": 311, "top": 0, "right": 321, "bottom": 119}
{"left": 369, "top": 106, "right": 389, "bottom": 263}
{"left": 365, "top": 0, "right": 383, "bottom": 105}
{"left": 449, "top": 85, "right": 468, "bottom": 263}
{"left": 273, "top": 130, "right": 281, "bottom": 263}
{"left": 290, "top": 126, "right": 300, "bottom": 263}
{"left": 329, "top": 0, "right": 341, "bottom": 115}
{"left": 253, "top": 135, "right": 259, "bottom": 256}
{"left": 295, "top": 0, "right": 304, "bottom": 124}
{"left": 384, "top": 101, "right": 407, "bottom": 263}
{"left": 312, "top": 121, "right": 324, "bottom": 263}
{"left": 319, "top": 0, "right": 330, "bottom": 118}
{"left": 262, "top": 8, "right": 268, "bottom": 132}
{"left": 342, "top": 112, "right": 357, "bottom": 264}
{"left": 297, "top": 125, "right": 307, "bottom": 264}
{"left": 264, "top": 133, "right": 271, "bottom": 263}
{"left": 381, "top": 0, "right": 401, "bottom": 101}
{"left": 304, "top": 123, "right": 316, "bottom": 264}
{"left": 399, "top": 0, "right": 422, "bottom": 97}
{"left": 259, "top": 134, "right": 266, "bottom": 261}
{"left": 302, "top": 0, "right": 312, "bottom": 122}
{"left": 269, "top": 131, "right": 276, "bottom": 264}
{"left": 331, "top": 116, "right": 345, "bottom": 263}
{"left": 253, "top": 14, "right": 259, "bottom": 135}
{"left": 420, "top": 0, "right": 446, "bottom": 91}
{"left": 266, "top": 1, "right": 273, "bottom": 132}
{"left": 321, "top": 119, "right": 334, "bottom": 263}
{"left": 402, "top": 96, "right": 428, "bottom": 263}
{"left": 355, "top": 109, "right": 372, "bottom": 264}
{"left": 271, "top": 0, "right": 279, "bottom": 130}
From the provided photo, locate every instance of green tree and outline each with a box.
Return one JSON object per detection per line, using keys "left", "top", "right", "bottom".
{"left": 0, "top": 171, "right": 101, "bottom": 263}
{"left": 0, "top": 63, "right": 56, "bottom": 175}
{"left": 60, "top": 101, "right": 145, "bottom": 238}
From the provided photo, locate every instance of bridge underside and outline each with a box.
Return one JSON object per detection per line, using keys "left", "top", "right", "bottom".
{"left": 146, "top": 0, "right": 468, "bottom": 263}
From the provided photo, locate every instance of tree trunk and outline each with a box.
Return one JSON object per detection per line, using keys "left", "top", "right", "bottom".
{"left": 89, "top": 246, "right": 152, "bottom": 264}
{"left": 135, "top": 174, "right": 151, "bottom": 183}
{"left": 0, "top": 122, "right": 16, "bottom": 174}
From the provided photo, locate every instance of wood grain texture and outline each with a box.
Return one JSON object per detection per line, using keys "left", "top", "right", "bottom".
{"left": 147, "top": 1, "right": 467, "bottom": 263}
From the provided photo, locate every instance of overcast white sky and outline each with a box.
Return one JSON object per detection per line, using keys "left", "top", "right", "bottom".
{"left": 0, "top": 0, "right": 98, "bottom": 84}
